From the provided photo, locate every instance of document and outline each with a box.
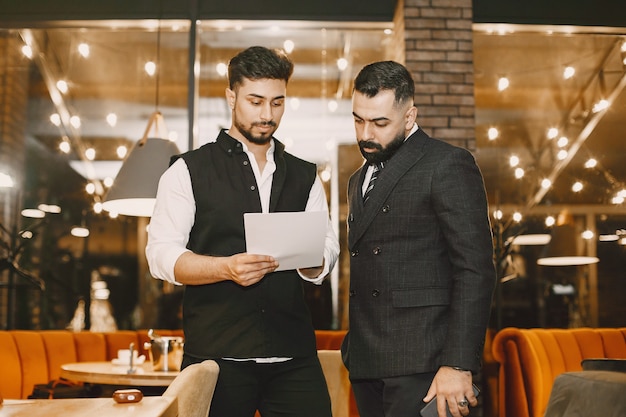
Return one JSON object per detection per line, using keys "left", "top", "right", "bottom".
{"left": 244, "top": 211, "right": 327, "bottom": 271}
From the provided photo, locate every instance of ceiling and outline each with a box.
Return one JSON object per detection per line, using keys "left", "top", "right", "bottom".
{"left": 8, "top": 20, "right": 626, "bottom": 234}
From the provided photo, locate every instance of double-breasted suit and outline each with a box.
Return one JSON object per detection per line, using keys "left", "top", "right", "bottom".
{"left": 342, "top": 127, "right": 496, "bottom": 379}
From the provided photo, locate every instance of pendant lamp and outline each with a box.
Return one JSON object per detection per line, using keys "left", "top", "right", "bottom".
{"left": 537, "top": 211, "right": 599, "bottom": 266}
{"left": 102, "top": 111, "right": 180, "bottom": 217}
{"left": 102, "top": 22, "right": 180, "bottom": 217}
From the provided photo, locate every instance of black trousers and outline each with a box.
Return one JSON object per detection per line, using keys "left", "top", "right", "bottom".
{"left": 182, "top": 354, "right": 331, "bottom": 417}
{"left": 350, "top": 372, "right": 436, "bottom": 417}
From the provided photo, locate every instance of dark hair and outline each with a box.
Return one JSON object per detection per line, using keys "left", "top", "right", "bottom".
{"left": 353, "top": 61, "right": 415, "bottom": 107}
{"left": 228, "top": 46, "right": 294, "bottom": 90}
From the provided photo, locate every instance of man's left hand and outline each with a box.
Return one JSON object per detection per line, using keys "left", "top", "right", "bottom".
{"left": 423, "top": 366, "right": 476, "bottom": 417}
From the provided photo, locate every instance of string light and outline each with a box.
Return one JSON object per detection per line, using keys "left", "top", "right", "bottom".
{"left": 106, "top": 113, "right": 117, "bottom": 127}
{"left": 563, "top": 66, "right": 575, "bottom": 79}
{"left": 50, "top": 113, "right": 61, "bottom": 126}
{"left": 283, "top": 39, "right": 295, "bottom": 53}
{"left": 547, "top": 127, "right": 559, "bottom": 139}
{"left": 78, "top": 43, "right": 90, "bottom": 58}
{"left": 116, "top": 145, "right": 127, "bottom": 159}
{"left": 70, "top": 115, "right": 81, "bottom": 128}
{"left": 337, "top": 57, "right": 348, "bottom": 71}
{"left": 582, "top": 230, "right": 594, "bottom": 240}
{"left": 584, "top": 158, "right": 597, "bottom": 168}
{"left": 21, "top": 45, "right": 33, "bottom": 59}
{"left": 592, "top": 99, "right": 610, "bottom": 113}
{"left": 488, "top": 127, "right": 499, "bottom": 140}
{"left": 572, "top": 181, "right": 583, "bottom": 192}
{"left": 145, "top": 61, "right": 156, "bottom": 76}
{"left": 215, "top": 62, "right": 227, "bottom": 76}
{"left": 56, "top": 80, "right": 68, "bottom": 94}
{"left": 59, "top": 140, "right": 71, "bottom": 153}
{"left": 497, "top": 76, "right": 509, "bottom": 91}
{"left": 85, "top": 148, "right": 96, "bottom": 160}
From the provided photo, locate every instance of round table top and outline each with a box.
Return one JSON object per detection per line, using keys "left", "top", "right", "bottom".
{"left": 60, "top": 362, "right": 179, "bottom": 387}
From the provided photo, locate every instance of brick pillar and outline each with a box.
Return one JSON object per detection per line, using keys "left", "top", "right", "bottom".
{"left": 0, "top": 31, "right": 30, "bottom": 329}
{"left": 401, "top": 0, "right": 476, "bottom": 151}
{"left": 0, "top": 32, "right": 28, "bottom": 226}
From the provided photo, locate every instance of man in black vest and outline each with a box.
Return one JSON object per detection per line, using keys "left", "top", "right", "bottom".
{"left": 342, "top": 61, "right": 496, "bottom": 417}
{"left": 146, "top": 46, "right": 339, "bottom": 417}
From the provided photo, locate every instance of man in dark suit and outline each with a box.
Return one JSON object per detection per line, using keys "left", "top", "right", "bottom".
{"left": 341, "top": 60, "right": 496, "bottom": 417}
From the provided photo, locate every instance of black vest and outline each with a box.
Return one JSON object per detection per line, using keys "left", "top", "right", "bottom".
{"left": 180, "top": 130, "right": 318, "bottom": 359}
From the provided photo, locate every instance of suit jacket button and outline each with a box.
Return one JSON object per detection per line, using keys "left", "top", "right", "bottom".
{"left": 351, "top": 250, "right": 359, "bottom": 257}
{"left": 349, "top": 290, "right": 357, "bottom": 297}
{"left": 382, "top": 205, "right": 390, "bottom": 213}
{"left": 373, "top": 246, "right": 381, "bottom": 255}
{"left": 372, "top": 289, "right": 380, "bottom": 297}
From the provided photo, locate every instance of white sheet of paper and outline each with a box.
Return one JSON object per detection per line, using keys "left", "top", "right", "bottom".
{"left": 244, "top": 211, "right": 327, "bottom": 272}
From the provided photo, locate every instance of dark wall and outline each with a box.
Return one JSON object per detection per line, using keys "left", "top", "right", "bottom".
{"left": 0, "top": 0, "right": 396, "bottom": 26}
{"left": 2, "top": 0, "right": 625, "bottom": 28}
{"left": 472, "top": 0, "right": 626, "bottom": 27}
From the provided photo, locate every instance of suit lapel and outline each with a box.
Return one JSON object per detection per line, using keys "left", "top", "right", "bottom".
{"left": 348, "top": 129, "right": 429, "bottom": 248}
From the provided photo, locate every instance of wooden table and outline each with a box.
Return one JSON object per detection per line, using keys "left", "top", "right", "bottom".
{"left": 61, "top": 362, "right": 179, "bottom": 387}
{"left": 0, "top": 396, "right": 177, "bottom": 417}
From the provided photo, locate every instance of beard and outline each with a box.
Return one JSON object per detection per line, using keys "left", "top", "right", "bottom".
{"left": 358, "top": 130, "right": 406, "bottom": 164}
{"left": 233, "top": 119, "right": 277, "bottom": 145}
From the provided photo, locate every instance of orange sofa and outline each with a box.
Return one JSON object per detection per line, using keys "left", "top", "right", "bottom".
{"left": 0, "top": 329, "right": 356, "bottom": 415}
{"left": 492, "top": 327, "right": 626, "bottom": 417}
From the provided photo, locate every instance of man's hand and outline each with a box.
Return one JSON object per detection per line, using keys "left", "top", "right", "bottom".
{"left": 225, "top": 253, "right": 279, "bottom": 286}
{"left": 423, "top": 366, "right": 476, "bottom": 417}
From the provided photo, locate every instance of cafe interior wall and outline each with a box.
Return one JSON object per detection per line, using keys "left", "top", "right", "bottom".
{"left": 1, "top": 0, "right": 626, "bottom": 331}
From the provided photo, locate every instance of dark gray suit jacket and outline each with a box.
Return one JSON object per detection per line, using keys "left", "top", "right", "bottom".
{"left": 342, "top": 128, "right": 496, "bottom": 379}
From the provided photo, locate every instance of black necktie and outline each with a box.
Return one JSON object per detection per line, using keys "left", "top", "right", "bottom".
{"left": 363, "top": 163, "right": 383, "bottom": 203}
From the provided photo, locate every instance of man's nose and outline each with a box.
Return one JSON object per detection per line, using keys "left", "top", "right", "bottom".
{"left": 362, "top": 122, "right": 375, "bottom": 140}
{"left": 259, "top": 102, "right": 273, "bottom": 121}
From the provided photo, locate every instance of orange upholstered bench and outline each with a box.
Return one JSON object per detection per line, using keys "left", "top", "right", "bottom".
{"left": 492, "top": 327, "right": 626, "bottom": 417}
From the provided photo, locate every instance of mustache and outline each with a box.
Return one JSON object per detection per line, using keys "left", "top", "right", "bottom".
{"left": 358, "top": 140, "right": 382, "bottom": 151}
{"left": 252, "top": 121, "right": 277, "bottom": 128}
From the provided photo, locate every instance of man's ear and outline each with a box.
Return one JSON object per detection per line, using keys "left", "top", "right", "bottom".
{"left": 225, "top": 88, "right": 235, "bottom": 109}
{"left": 405, "top": 105, "right": 417, "bottom": 129}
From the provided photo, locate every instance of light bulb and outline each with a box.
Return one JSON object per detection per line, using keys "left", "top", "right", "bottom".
{"left": 563, "top": 66, "right": 575, "bottom": 79}
{"left": 497, "top": 77, "right": 509, "bottom": 91}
